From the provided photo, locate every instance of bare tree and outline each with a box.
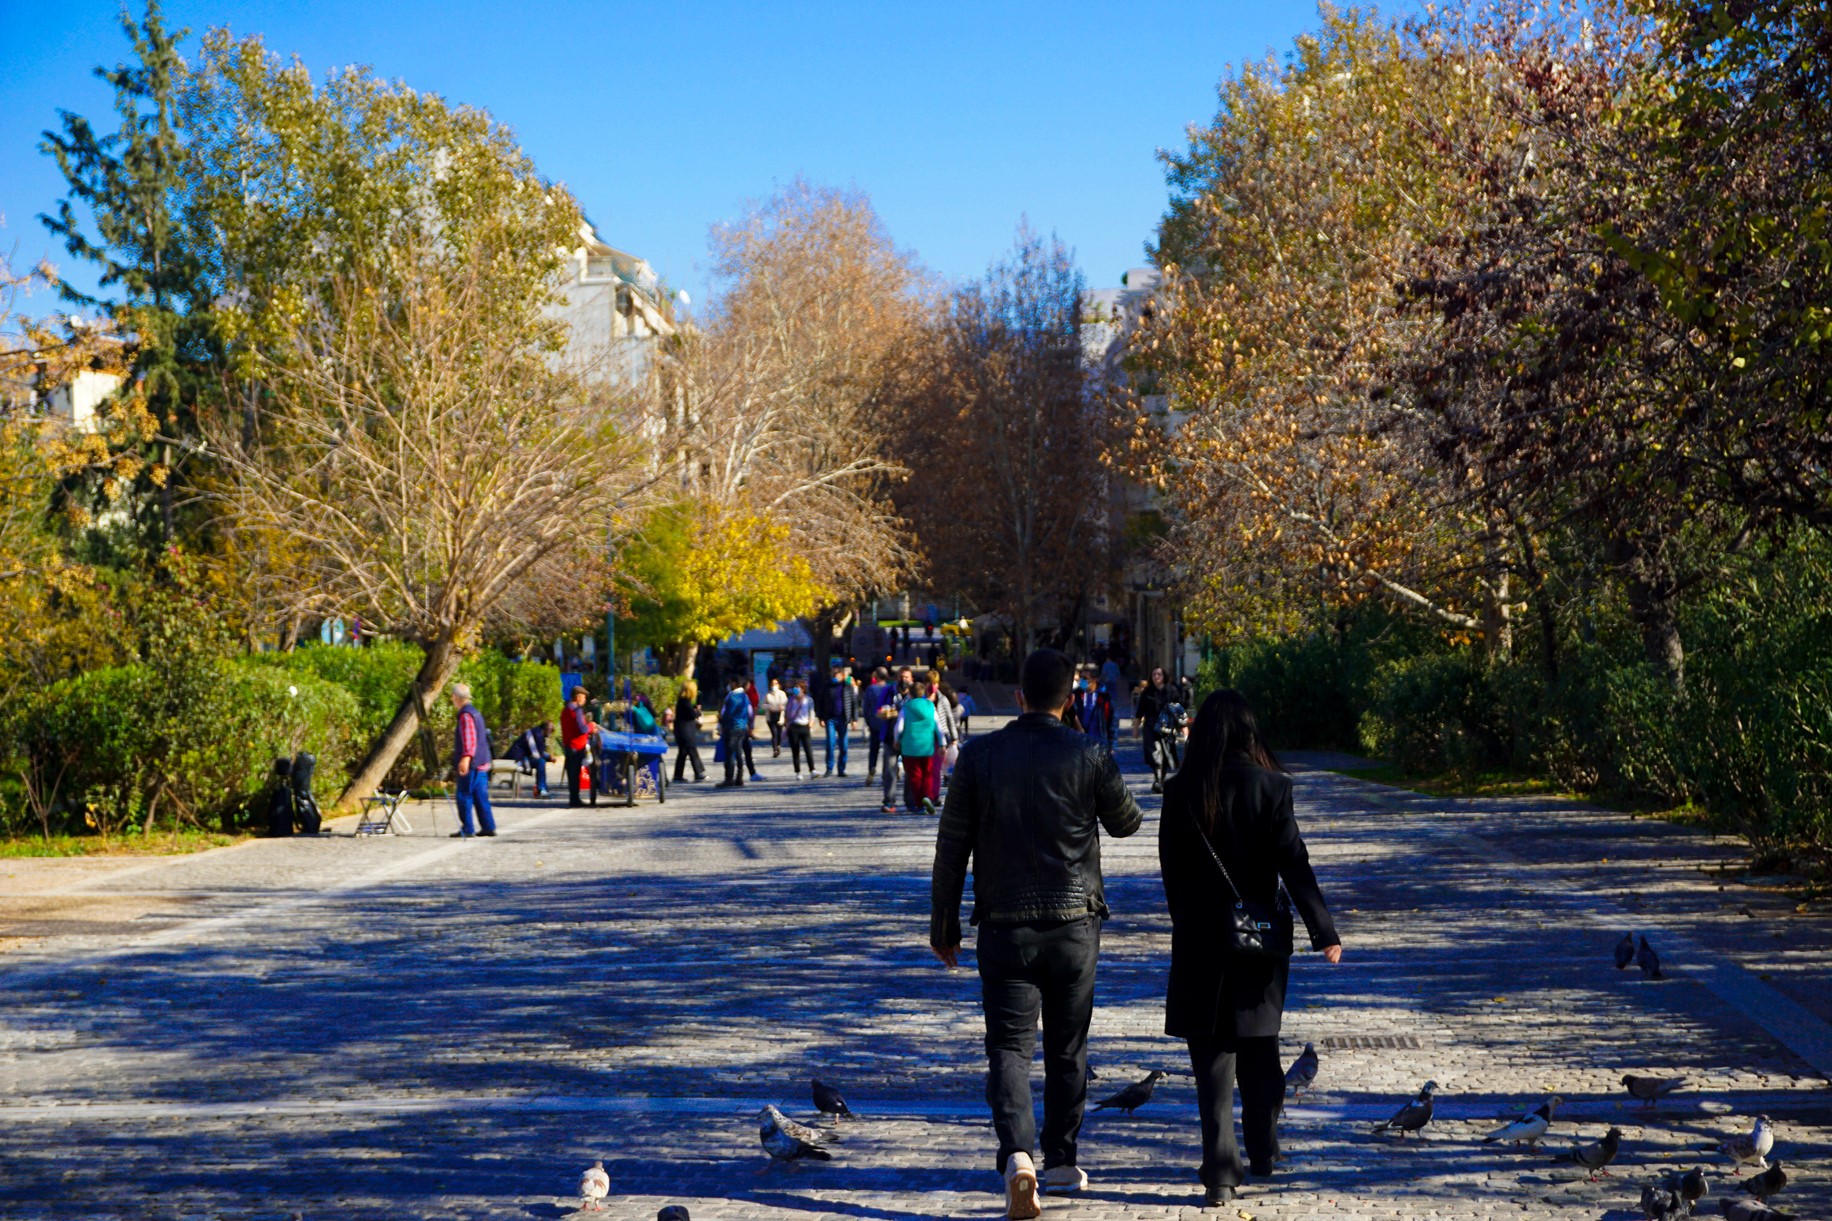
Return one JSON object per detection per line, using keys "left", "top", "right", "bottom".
{"left": 204, "top": 236, "right": 656, "bottom": 806}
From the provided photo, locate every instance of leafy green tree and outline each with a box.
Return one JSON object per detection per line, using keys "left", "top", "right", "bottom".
{"left": 40, "top": 1, "right": 205, "bottom": 544}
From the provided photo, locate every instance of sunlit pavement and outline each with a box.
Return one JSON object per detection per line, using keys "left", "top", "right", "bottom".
{"left": 0, "top": 722, "right": 1827, "bottom": 1219}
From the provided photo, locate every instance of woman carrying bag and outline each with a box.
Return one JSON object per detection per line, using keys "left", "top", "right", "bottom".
{"left": 1158, "top": 689, "right": 1342, "bottom": 1207}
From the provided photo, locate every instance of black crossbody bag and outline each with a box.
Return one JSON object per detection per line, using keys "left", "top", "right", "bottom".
{"left": 1195, "top": 824, "right": 1295, "bottom": 960}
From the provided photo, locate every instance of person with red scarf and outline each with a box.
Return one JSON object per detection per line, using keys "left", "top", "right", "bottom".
{"left": 561, "top": 686, "right": 599, "bottom": 807}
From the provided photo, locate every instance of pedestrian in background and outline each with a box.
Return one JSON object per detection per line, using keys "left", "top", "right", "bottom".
{"left": 1135, "top": 667, "right": 1172, "bottom": 794}
{"left": 717, "top": 678, "right": 753, "bottom": 788}
{"left": 741, "top": 678, "right": 762, "bottom": 781}
{"left": 763, "top": 677, "right": 788, "bottom": 758}
{"left": 785, "top": 681, "right": 816, "bottom": 776}
{"left": 821, "top": 662, "right": 859, "bottom": 777}
{"left": 864, "top": 667, "right": 894, "bottom": 779}
{"left": 878, "top": 669, "right": 912, "bottom": 814}
{"left": 930, "top": 649, "right": 1144, "bottom": 1213}
{"left": 672, "top": 680, "right": 706, "bottom": 784}
{"left": 449, "top": 682, "right": 497, "bottom": 838}
{"left": 561, "top": 685, "right": 598, "bottom": 808}
{"left": 895, "top": 681, "right": 941, "bottom": 815}
{"left": 1159, "top": 689, "right": 1341, "bottom": 1206}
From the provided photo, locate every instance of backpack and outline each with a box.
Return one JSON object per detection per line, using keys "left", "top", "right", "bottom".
{"left": 632, "top": 702, "right": 658, "bottom": 734}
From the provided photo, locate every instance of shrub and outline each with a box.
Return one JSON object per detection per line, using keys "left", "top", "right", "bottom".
{"left": 9, "top": 660, "right": 358, "bottom": 836}
{"left": 1359, "top": 651, "right": 1511, "bottom": 774}
{"left": 459, "top": 651, "right": 562, "bottom": 739}
{"left": 250, "top": 641, "right": 424, "bottom": 745}
{"left": 1201, "top": 632, "right": 1370, "bottom": 750}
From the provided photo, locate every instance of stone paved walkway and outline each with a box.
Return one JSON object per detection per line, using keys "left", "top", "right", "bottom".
{"left": 1, "top": 725, "right": 1827, "bottom": 1220}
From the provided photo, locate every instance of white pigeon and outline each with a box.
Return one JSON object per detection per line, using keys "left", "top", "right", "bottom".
{"left": 578, "top": 1160, "right": 609, "bottom": 1211}
{"left": 1482, "top": 1095, "right": 1562, "bottom": 1147}
{"left": 1718, "top": 1115, "right": 1775, "bottom": 1173}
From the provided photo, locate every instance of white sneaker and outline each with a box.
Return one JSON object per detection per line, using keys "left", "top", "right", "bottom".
{"left": 1042, "top": 1164, "right": 1088, "bottom": 1192}
{"left": 1004, "top": 1151, "right": 1042, "bottom": 1220}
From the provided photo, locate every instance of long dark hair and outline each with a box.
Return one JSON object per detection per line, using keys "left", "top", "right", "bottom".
{"left": 1173, "top": 688, "right": 1283, "bottom": 833}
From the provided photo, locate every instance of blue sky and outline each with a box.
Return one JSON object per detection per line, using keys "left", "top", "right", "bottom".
{"left": 3, "top": 1, "right": 1338, "bottom": 312}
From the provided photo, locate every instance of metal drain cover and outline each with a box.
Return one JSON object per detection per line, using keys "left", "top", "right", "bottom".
{"left": 1319, "top": 1035, "right": 1422, "bottom": 1050}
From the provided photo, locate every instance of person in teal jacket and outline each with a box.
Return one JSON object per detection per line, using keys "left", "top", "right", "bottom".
{"left": 896, "top": 689, "right": 941, "bottom": 814}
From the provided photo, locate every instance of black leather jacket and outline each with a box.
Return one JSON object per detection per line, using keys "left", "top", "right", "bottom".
{"left": 931, "top": 712, "right": 1143, "bottom": 947}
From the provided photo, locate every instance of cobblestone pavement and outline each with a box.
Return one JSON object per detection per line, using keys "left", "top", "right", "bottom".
{"left": 1, "top": 725, "right": 1827, "bottom": 1220}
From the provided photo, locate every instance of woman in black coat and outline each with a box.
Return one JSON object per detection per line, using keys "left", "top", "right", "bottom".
{"left": 1158, "top": 689, "right": 1341, "bottom": 1206}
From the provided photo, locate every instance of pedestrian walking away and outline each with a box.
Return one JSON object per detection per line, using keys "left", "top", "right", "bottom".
{"left": 864, "top": 667, "right": 894, "bottom": 778}
{"left": 449, "top": 682, "right": 498, "bottom": 838}
{"left": 931, "top": 648, "right": 1144, "bottom": 1217}
{"left": 561, "top": 686, "right": 599, "bottom": 807}
{"left": 894, "top": 684, "right": 942, "bottom": 815}
{"left": 784, "top": 681, "right": 817, "bottom": 775}
{"left": 1135, "top": 667, "right": 1173, "bottom": 793}
{"left": 878, "top": 669, "right": 912, "bottom": 813}
{"left": 717, "top": 678, "right": 753, "bottom": 788}
{"left": 1159, "top": 688, "right": 1342, "bottom": 1207}
{"left": 672, "top": 680, "right": 706, "bottom": 784}
{"left": 763, "top": 677, "right": 788, "bottom": 757}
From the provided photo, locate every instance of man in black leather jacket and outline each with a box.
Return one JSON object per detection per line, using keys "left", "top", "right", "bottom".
{"left": 931, "top": 648, "right": 1143, "bottom": 1215}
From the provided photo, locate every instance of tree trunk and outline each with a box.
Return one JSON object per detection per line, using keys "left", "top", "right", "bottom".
{"left": 1628, "top": 576, "right": 1686, "bottom": 692}
{"left": 336, "top": 636, "right": 463, "bottom": 810}
{"left": 671, "top": 641, "right": 700, "bottom": 680}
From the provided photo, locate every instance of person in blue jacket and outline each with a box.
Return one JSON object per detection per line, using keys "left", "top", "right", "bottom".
{"left": 717, "top": 677, "right": 754, "bottom": 788}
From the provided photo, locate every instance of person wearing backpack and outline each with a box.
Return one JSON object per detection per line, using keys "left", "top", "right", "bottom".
{"left": 449, "top": 682, "right": 497, "bottom": 838}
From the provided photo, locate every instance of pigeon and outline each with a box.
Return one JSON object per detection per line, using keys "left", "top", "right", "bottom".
{"left": 1622, "top": 1074, "right": 1689, "bottom": 1107}
{"left": 1370, "top": 1080, "right": 1437, "bottom": 1138}
{"left": 1742, "top": 1162, "right": 1787, "bottom": 1203}
{"left": 1093, "top": 1070, "right": 1167, "bottom": 1114}
{"left": 657, "top": 1209, "right": 691, "bottom": 1221}
{"left": 811, "top": 1078, "right": 853, "bottom": 1120}
{"left": 1638, "top": 934, "right": 1665, "bottom": 980}
{"left": 1667, "top": 1165, "right": 1710, "bottom": 1211}
{"left": 1718, "top": 1116, "right": 1774, "bottom": 1173}
{"left": 1086, "top": 1062, "right": 1099, "bottom": 1082}
{"left": 578, "top": 1160, "right": 609, "bottom": 1212}
{"left": 755, "top": 1104, "right": 833, "bottom": 1164}
{"left": 1284, "top": 1042, "right": 1319, "bottom": 1097}
{"left": 1718, "top": 1201, "right": 1795, "bottom": 1221}
{"left": 1555, "top": 1126, "right": 1622, "bottom": 1180}
{"left": 1483, "top": 1095, "right": 1562, "bottom": 1147}
{"left": 1641, "top": 1184, "right": 1687, "bottom": 1221}
{"left": 1615, "top": 931, "right": 1638, "bottom": 969}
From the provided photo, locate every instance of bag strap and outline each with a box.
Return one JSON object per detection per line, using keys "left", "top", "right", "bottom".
{"left": 1193, "top": 824, "right": 1246, "bottom": 908}
{"left": 1194, "top": 820, "right": 1292, "bottom": 912}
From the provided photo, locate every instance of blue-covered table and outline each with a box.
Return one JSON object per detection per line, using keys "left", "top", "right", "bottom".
{"left": 596, "top": 728, "right": 670, "bottom": 806}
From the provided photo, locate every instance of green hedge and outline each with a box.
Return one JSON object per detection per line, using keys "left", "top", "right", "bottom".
{"left": 7, "top": 659, "right": 358, "bottom": 835}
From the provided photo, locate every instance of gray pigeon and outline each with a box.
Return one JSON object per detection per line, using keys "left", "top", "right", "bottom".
{"left": 1370, "top": 1080, "right": 1437, "bottom": 1138}
{"left": 1718, "top": 1201, "right": 1795, "bottom": 1221}
{"left": 1623, "top": 1074, "right": 1689, "bottom": 1107}
{"left": 1555, "top": 1126, "right": 1622, "bottom": 1180}
{"left": 811, "top": 1078, "right": 853, "bottom": 1120}
{"left": 1284, "top": 1042, "right": 1319, "bottom": 1097}
{"left": 1742, "top": 1161, "right": 1787, "bottom": 1203}
{"left": 1718, "top": 1116, "right": 1775, "bottom": 1173}
{"left": 1641, "top": 1184, "right": 1687, "bottom": 1221}
{"left": 1483, "top": 1095, "right": 1562, "bottom": 1146}
{"left": 1638, "top": 934, "right": 1665, "bottom": 980}
{"left": 1667, "top": 1165, "right": 1710, "bottom": 1211}
{"left": 1093, "top": 1070, "right": 1167, "bottom": 1114}
{"left": 1615, "top": 931, "right": 1638, "bottom": 969}
{"left": 658, "top": 1209, "right": 691, "bottom": 1221}
{"left": 755, "top": 1104, "right": 833, "bottom": 1164}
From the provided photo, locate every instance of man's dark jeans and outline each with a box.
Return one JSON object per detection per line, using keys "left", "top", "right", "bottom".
{"left": 977, "top": 915, "right": 1099, "bottom": 1174}
{"left": 722, "top": 729, "right": 748, "bottom": 785}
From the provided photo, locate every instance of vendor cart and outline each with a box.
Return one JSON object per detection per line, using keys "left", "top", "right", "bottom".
{"left": 594, "top": 680, "right": 670, "bottom": 806}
